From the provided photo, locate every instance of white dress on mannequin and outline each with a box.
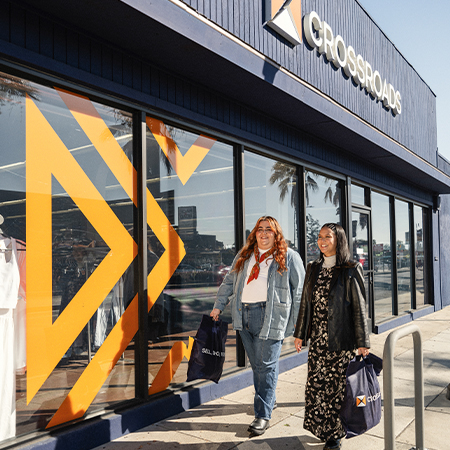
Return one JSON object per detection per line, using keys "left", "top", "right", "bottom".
{"left": 0, "top": 237, "right": 21, "bottom": 441}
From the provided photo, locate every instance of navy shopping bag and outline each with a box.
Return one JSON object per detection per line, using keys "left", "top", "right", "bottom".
{"left": 340, "top": 354, "right": 382, "bottom": 438}
{"left": 186, "top": 314, "right": 228, "bottom": 384}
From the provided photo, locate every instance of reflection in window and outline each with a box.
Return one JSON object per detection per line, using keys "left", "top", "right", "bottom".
{"left": 351, "top": 184, "right": 366, "bottom": 206}
{"left": 0, "top": 71, "right": 136, "bottom": 439}
{"left": 414, "top": 205, "right": 426, "bottom": 307}
{"left": 244, "top": 153, "right": 298, "bottom": 250}
{"left": 351, "top": 211, "right": 371, "bottom": 324}
{"left": 146, "top": 119, "right": 235, "bottom": 386}
{"left": 243, "top": 152, "right": 300, "bottom": 355}
{"left": 305, "top": 171, "right": 341, "bottom": 263}
{"left": 372, "top": 192, "right": 393, "bottom": 324}
{"left": 352, "top": 212, "right": 369, "bottom": 270}
{"left": 395, "top": 199, "right": 412, "bottom": 315}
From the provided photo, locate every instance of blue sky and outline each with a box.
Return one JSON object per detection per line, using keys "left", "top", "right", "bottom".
{"left": 358, "top": 0, "right": 450, "bottom": 162}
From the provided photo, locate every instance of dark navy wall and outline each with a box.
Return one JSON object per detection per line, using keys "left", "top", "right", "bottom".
{"left": 182, "top": 0, "right": 438, "bottom": 165}
{"left": 0, "top": 0, "right": 435, "bottom": 204}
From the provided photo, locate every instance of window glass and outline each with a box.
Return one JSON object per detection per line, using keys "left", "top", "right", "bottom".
{"left": 351, "top": 211, "right": 371, "bottom": 324}
{"left": 414, "top": 205, "right": 426, "bottom": 307}
{"left": 351, "top": 212, "right": 369, "bottom": 270}
{"left": 372, "top": 192, "right": 393, "bottom": 324}
{"left": 305, "top": 170, "right": 341, "bottom": 263}
{"left": 243, "top": 152, "right": 300, "bottom": 354}
{"left": 0, "top": 71, "right": 135, "bottom": 440}
{"left": 145, "top": 117, "right": 235, "bottom": 387}
{"left": 351, "top": 184, "right": 366, "bottom": 206}
{"left": 244, "top": 153, "right": 298, "bottom": 250}
{"left": 395, "top": 199, "right": 412, "bottom": 314}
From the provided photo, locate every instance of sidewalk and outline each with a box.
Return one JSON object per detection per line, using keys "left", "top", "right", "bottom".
{"left": 92, "top": 306, "right": 450, "bottom": 450}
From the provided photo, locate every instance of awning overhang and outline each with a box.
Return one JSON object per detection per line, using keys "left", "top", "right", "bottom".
{"left": 19, "top": 0, "right": 450, "bottom": 195}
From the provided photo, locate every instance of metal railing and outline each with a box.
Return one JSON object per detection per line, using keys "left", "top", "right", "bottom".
{"left": 383, "top": 324, "right": 426, "bottom": 450}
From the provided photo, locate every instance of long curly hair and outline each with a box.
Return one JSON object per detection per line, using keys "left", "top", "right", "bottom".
{"left": 233, "top": 216, "right": 288, "bottom": 274}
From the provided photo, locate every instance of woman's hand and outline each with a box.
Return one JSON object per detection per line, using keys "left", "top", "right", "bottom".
{"left": 210, "top": 308, "right": 221, "bottom": 321}
{"left": 294, "top": 338, "right": 303, "bottom": 353}
{"left": 358, "top": 347, "right": 370, "bottom": 357}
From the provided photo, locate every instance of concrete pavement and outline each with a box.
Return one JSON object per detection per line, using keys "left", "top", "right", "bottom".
{"left": 92, "top": 306, "right": 450, "bottom": 450}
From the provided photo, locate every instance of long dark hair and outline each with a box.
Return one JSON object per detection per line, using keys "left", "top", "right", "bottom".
{"left": 234, "top": 216, "right": 288, "bottom": 274}
{"left": 320, "top": 223, "right": 351, "bottom": 266}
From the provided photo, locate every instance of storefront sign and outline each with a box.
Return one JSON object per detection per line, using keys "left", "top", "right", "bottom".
{"left": 304, "top": 11, "right": 402, "bottom": 115}
{"left": 266, "top": 0, "right": 302, "bottom": 46}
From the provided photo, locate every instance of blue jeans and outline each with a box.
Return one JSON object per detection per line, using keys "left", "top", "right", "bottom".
{"left": 240, "top": 302, "right": 283, "bottom": 420}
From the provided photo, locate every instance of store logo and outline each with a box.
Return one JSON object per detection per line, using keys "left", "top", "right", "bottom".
{"left": 356, "top": 395, "right": 367, "bottom": 407}
{"left": 265, "top": 0, "right": 302, "bottom": 46}
{"left": 26, "top": 91, "right": 193, "bottom": 427}
{"left": 368, "top": 391, "right": 381, "bottom": 402}
{"left": 303, "top": 11, "right": 402, "bottom": 115}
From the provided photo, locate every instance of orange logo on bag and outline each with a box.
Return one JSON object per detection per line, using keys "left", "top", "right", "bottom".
{"left": 356, "top": 395, "right": 367, "bottom": 407}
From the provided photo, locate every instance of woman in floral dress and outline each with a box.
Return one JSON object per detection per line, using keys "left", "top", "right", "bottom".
{"left": 293, "top": 223, "right": 370, "bottom": 450}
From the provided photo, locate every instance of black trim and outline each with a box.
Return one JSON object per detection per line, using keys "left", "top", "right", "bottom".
{"left": 390, "top": 197, "right": 398, "bottom": 316}
{"left": 345, "top": 176, "right": 352, "bottom": 255}
{"left": 234, "top": 145, "right": 246, "bottom": 367}
{"left": 134, "top": 111, "right": 149, "bottom": 399}
{"left": 410, "top": 203, "right": 417, "bottom": 310}
{"left": 297, "top": 166, "right": 307, "bottom": 264}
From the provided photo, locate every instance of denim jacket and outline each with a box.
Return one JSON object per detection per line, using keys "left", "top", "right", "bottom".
{"left": 213, "top": 248, "right": 305, "bottom": 341}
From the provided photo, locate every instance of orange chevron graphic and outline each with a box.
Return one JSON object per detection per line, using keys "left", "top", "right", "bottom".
{"left": 26, "top": 96, "right": 138, "bottom": 404}
{"left": 26, "top": 89, "right": 187, "bottom": 428}
{"left": 146, "top": 117, "right": 216, "bottom": 185}
{"left": 148, "top": 338, "right": 194, "bottom": 395}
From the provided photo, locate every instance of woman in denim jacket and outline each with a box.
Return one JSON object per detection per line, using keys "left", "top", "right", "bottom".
{"left": 210, "top": 216, "right": 305, "bottom": 436}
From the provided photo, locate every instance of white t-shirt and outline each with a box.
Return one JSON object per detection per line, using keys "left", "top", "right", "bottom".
{"left": 241, "top": 248, "right": 274, "bottom": 304}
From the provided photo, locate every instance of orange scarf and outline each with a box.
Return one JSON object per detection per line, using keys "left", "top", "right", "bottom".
{"left": 247, "top": 247, "right": 275, "bottom": 284}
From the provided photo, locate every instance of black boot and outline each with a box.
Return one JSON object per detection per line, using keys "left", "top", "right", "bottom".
{"left": 323, "top": 437, "right": 342, "bottom": 449}
{"left": 248, "top": 418, "right": 269, "bottom": 436}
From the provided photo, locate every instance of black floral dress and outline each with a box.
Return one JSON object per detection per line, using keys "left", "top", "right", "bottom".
{"left": 303, "top": 266, "right": 356, "bottom": 442}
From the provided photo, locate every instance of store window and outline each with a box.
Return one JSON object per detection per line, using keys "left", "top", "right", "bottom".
{"left": 351, "top": 211, "right": 371, "bottom": 312}
{"left": 242, "top": 152, "right": 300, "bottom": 353}
{"left": 0, "top": 71, "right": 137, "bottom": 441}
{"left": 372, "top": 192, "right": 393, "bottom": 324}
{"left": 243, "top": 153, "right": 298, "bottom": 250}
{"left": 395, "top": 199, "right": 412, "bottom": 314}
{"left": 351, "top": 184, "right": 366, "bottom": 206}
{"left": 414, "top": 205, "right": 427, "bottom": 307}
{"left": 145, "top": 117, "right": 235, "bottom": 390}
{"left": 305, "top": 170, "right": 341, "bottom": 262}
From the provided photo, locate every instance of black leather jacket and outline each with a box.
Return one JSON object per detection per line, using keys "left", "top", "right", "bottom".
{"left": 293, "top": 259, "right": 370, "bottom": 351}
